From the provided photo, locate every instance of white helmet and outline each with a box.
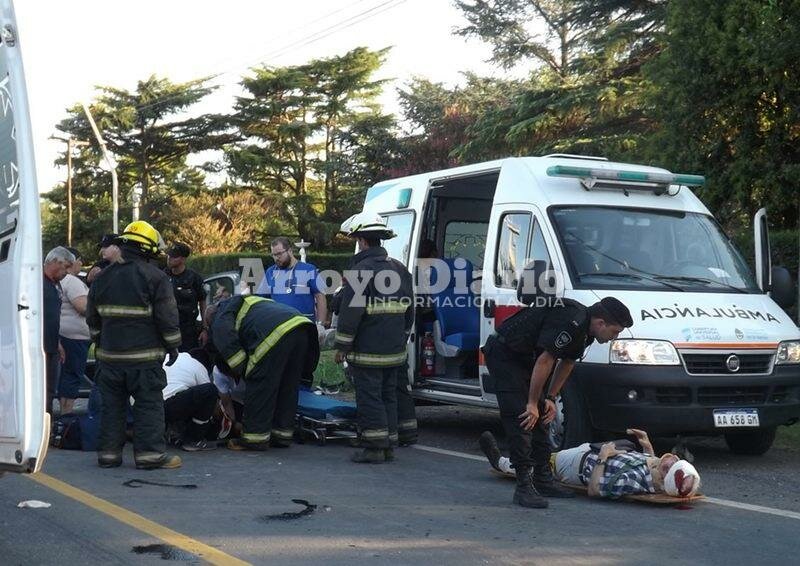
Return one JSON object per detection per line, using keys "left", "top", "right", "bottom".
{"left": 664, "top": 460, "right": 700, "bottom": 497}
{"left": 339, "top": 212, "right": 396, "bottom": 240}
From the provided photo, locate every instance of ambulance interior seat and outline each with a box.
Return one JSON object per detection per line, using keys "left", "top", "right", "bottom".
{"left": 431, "top": 257, "right": 480, "bottom": 358}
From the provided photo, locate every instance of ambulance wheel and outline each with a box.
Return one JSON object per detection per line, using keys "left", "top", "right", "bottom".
{"left": 548, "top": 380, "right": 593, "bottom": 450}
{"left": 724, "top": 427, "right": 776, "bottom": 455}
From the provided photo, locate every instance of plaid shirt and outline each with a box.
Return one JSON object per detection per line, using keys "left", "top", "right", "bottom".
{"left": 580, "top": 451, "right": 656, "bottom": 499}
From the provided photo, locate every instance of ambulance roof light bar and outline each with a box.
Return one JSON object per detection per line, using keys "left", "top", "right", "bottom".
{"left": 546, "top": 165, "right": 705, "bottom": 196}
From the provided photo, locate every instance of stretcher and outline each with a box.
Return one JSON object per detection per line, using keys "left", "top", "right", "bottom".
{"left": 489, "top": 468, "right": 705, "bottom": 505}
{"left": 295, "top": 388, "right": 358, "bottom": 446}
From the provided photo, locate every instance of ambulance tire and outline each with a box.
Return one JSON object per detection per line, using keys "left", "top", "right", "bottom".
{"left": 724, "top": 427, "right": 776, "bottom": 456}
{"left": 554, "top": 379, "right": 594, "bottom": 450}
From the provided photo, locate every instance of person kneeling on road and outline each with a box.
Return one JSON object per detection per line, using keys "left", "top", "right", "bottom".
{"left": 208, "top": 297, "right": 320, "bottom": 450}
{"left": 482, "top": 296, "right": 633, "bottom": 508}
{"left": 480, "top": 429, "right": 701, "bottom": 499}
{"left": 163, "top": 350, "right": 219, "bottom": 451}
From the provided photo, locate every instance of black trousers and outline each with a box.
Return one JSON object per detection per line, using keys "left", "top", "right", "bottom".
{"left": 164, "top": 383, "right": 218, "bottom": 441}
{"left": 396, "top": 364, "right": 418, "bottom": 445}
{"left": 178, "top": 322, "right": 199, "bottom": 353}
{"left": 242, "top": 328, "right": 308, "bottom": 445}
{"left": 96, "top": 362, "right": 166, "bottom": 463}
{"left": 45, "top": 351, "right": 60, "bottom": 415}
{"left": 483, "top": 337, "right": 550, "bottom": 474}
{"left": 351, "top": 364, "right": 400, "bottom": 449}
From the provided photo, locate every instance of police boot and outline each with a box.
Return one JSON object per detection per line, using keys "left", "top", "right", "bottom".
{"left": 512, "top": 468, "right": 548, "bottom": 508}
{"left": 532, "top": 463, "right": 576, "bottom": 498}
{"left": 479, "top": 431, "right": 502, "bottom": 472}
{"left": 351, "top": 448, "right": 385, "bottom": 464}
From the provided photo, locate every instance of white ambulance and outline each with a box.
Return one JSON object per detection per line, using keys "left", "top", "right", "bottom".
{"left": 0, "top": 0, "right": 50, "bottom": 475}
{"left": 360, "top": 154, "right": 800, "bottom": 455}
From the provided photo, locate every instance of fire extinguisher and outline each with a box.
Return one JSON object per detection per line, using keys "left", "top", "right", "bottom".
{"left": 420, "top": 332, "right": 435, "bottom": 377}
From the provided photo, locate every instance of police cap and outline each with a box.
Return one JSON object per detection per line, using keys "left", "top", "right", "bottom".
{"left": 593, "top": 297, "right": 633, "bottom": 328}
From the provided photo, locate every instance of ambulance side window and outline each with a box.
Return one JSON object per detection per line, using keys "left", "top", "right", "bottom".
{"left": 529, "top": 220, "right": 552, "bottom": 271}
{"left": 495, "top": 212, "right": 532, "bottom": 288}
{"left": 382, "top": 212, "right": 415, "bottom": 266}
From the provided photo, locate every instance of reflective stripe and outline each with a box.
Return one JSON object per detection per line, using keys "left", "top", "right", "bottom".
{"left": 398, "top": 419, "right": 418, "bottom": 431}
{"left": 97, "top": 304, "right": 153, "bottom": 317}
{"left": 235, "top": 295, "right": 272, "bottom": 331}
{"left": 346, "top": 351, "right": 407, "bottom": 367}
{"left": 334, "top": 331, "right": 354, "bottom": 344}
{"left": 272, "top": 429, "right": 294, "bottom": 440}
{"left": 227, "top": 349, "right": 246, "bottom": 369}
{"left": 162, "top": 330, "right": 182, "bottom": 345}
{"left": 361, "top": 428, "right": 389, "bottom": 439}
{"left": 366, "top": 301, "right": 409, "bottom": 314}
{"left": 245, "top": 316, "right": 313, "bottom": 375}
{"left": 242, "top": 432, "right": 270, "bottom": 443}
{"left": 96, "top": 347, "right": 165, "bottom": 363}
{"left": 388, "top": 433, "right": 399, "bottom": 442}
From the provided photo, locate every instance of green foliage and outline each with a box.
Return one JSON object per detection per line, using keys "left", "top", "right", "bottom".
{"left": 645, "top": 0, "right": 800, "bottom": 230}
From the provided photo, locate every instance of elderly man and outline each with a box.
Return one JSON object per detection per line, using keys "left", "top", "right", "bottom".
{"left": 43, "top": 247, "right": 74, "bottom": 414}
{"left": 255, "top": 237, "right": 327, "bottom": 326}
{"left": 58, "top": 247, "right": 90, "bottom": 415}
{"left": 480, "top": 429, "right": 701, "bottom": 499}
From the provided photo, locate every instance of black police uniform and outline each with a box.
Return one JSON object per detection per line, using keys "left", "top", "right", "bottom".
{"left": 334, "top": 246, "right": 415, "bottom": 452}
{"left": 86, "top": 246, "right": 182, "bottom": 468}
{"left": 211, "top": 295, "right": 320, "bottom": 448}
{"left": 165, "top": 266, "right": 205, "bottom": 351}
{"left": 482, "top": 299, "right": 593, "bottom": 481}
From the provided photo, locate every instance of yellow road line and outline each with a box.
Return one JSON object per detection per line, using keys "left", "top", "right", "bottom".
{"left": 27, "top": 472, "right": 250, "bottom": 566}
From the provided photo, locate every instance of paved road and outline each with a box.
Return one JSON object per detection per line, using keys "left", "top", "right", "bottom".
{"left": 1, "top": 405, "right": 799, "bottom": 565}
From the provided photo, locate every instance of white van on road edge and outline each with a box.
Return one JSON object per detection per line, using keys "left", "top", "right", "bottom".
{"left": 0, "top": 0, "right": 49, "bottom": 475}
{"left": 359, "top": 154, "right": 800, "bottom": 455}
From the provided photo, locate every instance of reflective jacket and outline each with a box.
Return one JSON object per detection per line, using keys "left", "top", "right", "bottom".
{"left": 86, "top": 247, "right": 181, "bottom": 365}
{"left": 211, "top": 295, "right": 319, "bottom": 379}
{"left": 334, "top": 246, "right": 415, "bottom": 367}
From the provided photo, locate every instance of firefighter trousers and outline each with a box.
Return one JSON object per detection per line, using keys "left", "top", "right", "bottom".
{"left": 350, "top": 364, "right": 400, "bottom": 449}
{"left": 96, "top": 362, "right": 167, "bottom": 465}
{"left": 396, "top": 364, "right": 418, "bottom": 445}
{"left": 241, "top": 328, "right": 308, "bottom": 446}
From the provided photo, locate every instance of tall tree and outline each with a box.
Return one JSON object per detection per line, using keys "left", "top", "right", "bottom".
{"left": 647, "top": 0, "right": 800, "bottom": 230}
{"left": 54, "top": 75, "right": 235, "bottom": 221}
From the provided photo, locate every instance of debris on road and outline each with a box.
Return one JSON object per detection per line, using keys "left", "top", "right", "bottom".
{"left": 17, "top": 500, "right": 52, "bottom": 509}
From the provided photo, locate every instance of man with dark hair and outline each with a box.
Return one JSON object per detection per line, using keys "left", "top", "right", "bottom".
{"left": 165, "top": 242, "right": 207, "bottom": 352}
{"left": 86, "top": 233, "right": 120, "bottom": 285}
{"left": 255, "top": 237, "right": 327, "bottom": 326}
{"left": 481, "top": 296, "right": 633, "bottom": 508}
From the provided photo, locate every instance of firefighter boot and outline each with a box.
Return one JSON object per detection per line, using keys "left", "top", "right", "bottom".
{"left": 532, "top": 462, "right": 576, "bottom": 498}
{"left": 351, "top": 448, "right": 385, "bottom": 464}
{"left": 512, "top": 468, "right": 549, "bottom": 508}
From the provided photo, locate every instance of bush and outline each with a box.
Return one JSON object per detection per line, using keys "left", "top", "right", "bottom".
{"left": 187, "top": 251, "right": 353, "bottom": 280}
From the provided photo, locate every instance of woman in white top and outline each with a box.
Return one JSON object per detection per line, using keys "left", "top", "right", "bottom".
{"left": 58, "top": 248, "right": 91, "bottom": 414}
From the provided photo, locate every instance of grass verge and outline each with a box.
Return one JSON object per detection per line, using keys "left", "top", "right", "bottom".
{"left": 775, "top": 423, "right": 800, "bottom": 450}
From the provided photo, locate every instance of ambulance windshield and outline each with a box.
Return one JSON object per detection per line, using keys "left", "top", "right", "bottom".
{"left": 551, "top": 206, "right": 759, "bottom": 292}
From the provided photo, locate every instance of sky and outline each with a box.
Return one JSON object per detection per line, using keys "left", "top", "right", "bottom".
{"left": 14, "top": 0, "right": 522, "bottom": 194}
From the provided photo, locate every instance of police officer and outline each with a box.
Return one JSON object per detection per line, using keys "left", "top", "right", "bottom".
{"left": 334, "top": 213, "right": 415, "bottom": 463}
{"left": 482, "top": 296, "right": 633, "bottom": 508}
{"left": 209, "top": 296, "right": 320, "bottom": 450}
{"left": 165, "top": 242, "right": 207, "bottom": 351}
{"left": 86, "top": 221, "right": 183, "bottom": 470}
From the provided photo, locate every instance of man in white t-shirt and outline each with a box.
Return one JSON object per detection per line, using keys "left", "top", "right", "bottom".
{"left": 163, "top": 351, "right": 220, "bottom": 451}
{"left": 58, "top": 248, "right": 91, "bottom": 415}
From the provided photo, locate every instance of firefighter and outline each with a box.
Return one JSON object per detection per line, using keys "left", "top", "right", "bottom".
{"left": 209, "top": 296, "right": 320, "bottom": 450}
{"left": 482, "top": 296, "right": 633, "bottom": 508}
{"left": 86, "top": 221, "right": 183, "bottom": 470}
{"left": 334, "top": 213, "right": 415, "bottom": 463}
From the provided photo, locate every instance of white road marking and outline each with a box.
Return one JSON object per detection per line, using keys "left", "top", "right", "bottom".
{"left": 413, "top": 444, "right": 800, "bottom": 521}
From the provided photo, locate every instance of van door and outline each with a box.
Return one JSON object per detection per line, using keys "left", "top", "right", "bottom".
{"left": 480, "top": 205, "right": 557, "bottom": 395}
{"left": 0, "top": 0, "right": 49, "bottom": 474}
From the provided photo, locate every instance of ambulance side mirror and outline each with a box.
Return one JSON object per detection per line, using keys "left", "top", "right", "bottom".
{"left": 770, "top": 266, "right": 795, "bottom": 309}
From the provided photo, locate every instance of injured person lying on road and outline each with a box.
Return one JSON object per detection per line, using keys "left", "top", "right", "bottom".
{"left": 480, "top": 428, "right": 701, "bottom": 499}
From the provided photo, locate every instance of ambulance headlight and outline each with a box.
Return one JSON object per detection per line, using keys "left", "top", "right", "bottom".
{"left": 610, "top": 340, "right": 680, "bottom": 365}
{"left": 776, "top": 341, "right": 800, "bottom": 364}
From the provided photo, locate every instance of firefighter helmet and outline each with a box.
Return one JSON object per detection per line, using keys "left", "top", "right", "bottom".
{"left": 119, "top": 220, "right": 164, "bottom": 256}
{"left": 339, "top": 212, "right": 395, "bottom": 240}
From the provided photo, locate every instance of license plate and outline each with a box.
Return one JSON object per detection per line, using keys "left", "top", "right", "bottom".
{"left": 713, "top": 409, "right": 760, "bottom": 428}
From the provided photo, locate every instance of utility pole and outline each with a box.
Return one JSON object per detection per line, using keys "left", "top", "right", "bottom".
{"left": 50, "top": 135, "right": 89, "bottom": 246}
{"left": 81, "top": 102, "right": 119, "bottom": 233}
